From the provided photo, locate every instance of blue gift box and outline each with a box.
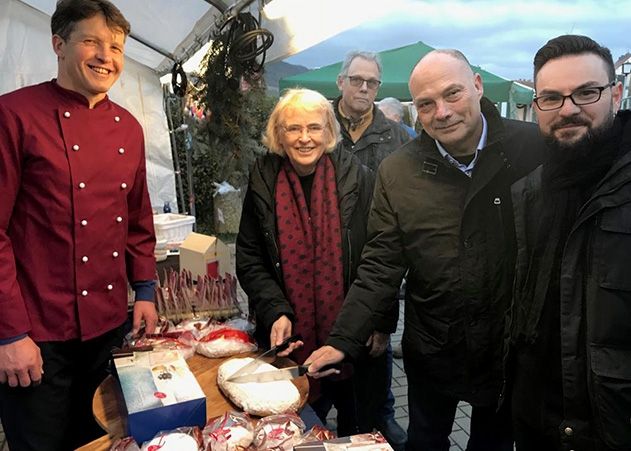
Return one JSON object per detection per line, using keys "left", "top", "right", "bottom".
{"left": 113, "top": 350, "right": 206, "bottom": 444}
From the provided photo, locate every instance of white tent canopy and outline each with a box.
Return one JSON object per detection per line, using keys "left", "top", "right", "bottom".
{"left": 0, "top": 0, "right": 387, "bottom": 210}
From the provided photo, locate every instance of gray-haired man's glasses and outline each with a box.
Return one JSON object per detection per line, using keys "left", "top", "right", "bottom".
{"left": 345, "top": 76, "right": 381, "bottom": 90}
{"left": 533, "top": 82, "right": 615, "bottom": 111}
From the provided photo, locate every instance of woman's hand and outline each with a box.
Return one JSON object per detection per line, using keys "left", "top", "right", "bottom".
{"left": 270, "top": 316, "right": 302, "bottom": 356}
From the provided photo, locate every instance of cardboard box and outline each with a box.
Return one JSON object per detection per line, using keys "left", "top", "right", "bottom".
{"left": 295, "top": 432, "right": 394, "bottom": 450}
{"left": 113, "top": 350, "right": 206, "bottom": 444}
{"left": 179, "top": 232, "right": 231, "bottom": 279}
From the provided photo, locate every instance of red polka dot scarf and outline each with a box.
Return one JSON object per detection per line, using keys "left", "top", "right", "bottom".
{"left": 275, "top": 155, "right": 345, "bottom": 364}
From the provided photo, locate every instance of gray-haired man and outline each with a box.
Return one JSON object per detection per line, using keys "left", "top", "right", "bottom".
{"left": 331, "top": 50, "right": 407, "bottom": 448}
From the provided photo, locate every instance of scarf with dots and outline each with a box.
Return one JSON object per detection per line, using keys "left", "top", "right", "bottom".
{"left": 275, "top": 155, "right": 345, "bottom": 365}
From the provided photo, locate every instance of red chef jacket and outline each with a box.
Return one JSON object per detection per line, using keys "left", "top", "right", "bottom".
{"left": 0, "top": 81, "right": 156, "bottom": 342}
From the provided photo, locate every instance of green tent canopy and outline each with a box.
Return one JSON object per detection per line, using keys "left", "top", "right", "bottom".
{"left": 279, "top": 41, "right": 534, "bottom": 105}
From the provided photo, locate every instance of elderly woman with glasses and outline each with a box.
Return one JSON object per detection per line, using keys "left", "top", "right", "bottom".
{"left": 236, "top": 88, "right": 377, "bottom": 435}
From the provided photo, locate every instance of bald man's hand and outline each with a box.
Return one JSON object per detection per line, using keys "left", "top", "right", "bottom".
{"left": 303, "top": 346, "right": 344, "bottom": 379}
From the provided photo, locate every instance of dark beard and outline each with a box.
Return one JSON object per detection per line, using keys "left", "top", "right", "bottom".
{"left": 542, "top": 114, "right": 619, "bottom": 192}
{"left": 544, "top": 114, "right": 615, "bottom": 161}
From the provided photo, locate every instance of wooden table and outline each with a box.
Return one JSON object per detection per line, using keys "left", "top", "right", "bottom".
{"left": 78, "top": 353, "right": 308, "bottom": 450}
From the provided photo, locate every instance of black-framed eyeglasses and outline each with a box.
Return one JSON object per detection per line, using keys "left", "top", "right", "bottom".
{"left": 345, "top": 75, "right": 381, "bottom": 90}
{"left": 533, "top": 82, "right": 615, "bottom": 111}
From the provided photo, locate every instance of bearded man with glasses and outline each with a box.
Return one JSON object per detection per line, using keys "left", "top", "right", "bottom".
{"left": 510, "top": 34, "right": 630, "bottom": 450}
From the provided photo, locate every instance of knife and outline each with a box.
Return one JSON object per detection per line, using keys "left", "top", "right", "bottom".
{"left": 228, "top": 363, "right": 341, "bottom": 384}
{"left": 226, "top": 334, "right": 303, "bottom": 381}
{"left": 228, "top": 365, "right": 309, "bottom": 383}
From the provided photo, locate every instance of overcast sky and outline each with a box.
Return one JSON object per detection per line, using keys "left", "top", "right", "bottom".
{"left": 284, "top": 0, "right": 630, "bottom": 81}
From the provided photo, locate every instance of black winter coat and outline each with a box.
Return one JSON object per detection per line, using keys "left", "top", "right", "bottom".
{"left": 334, "top": 96, "right": 409, "bottom": 332}
{"left": 236, "top": 145, "right": 375, "bottom": 348}
{"left": 327, "top": 98, "right": 545, "bottom": 405}
{"left": 511, "top": 111, "right": 631, "bottom": 450}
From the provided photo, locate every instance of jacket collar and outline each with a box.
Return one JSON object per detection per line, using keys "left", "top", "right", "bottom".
{"left": 414, "top": 97, "right": 510, "bottom": 206}
{"left": 334, "top": 96, "right": 392, "bottom": 139}
{"left": 573, "top": 110, "right": 631, "bottom": 225}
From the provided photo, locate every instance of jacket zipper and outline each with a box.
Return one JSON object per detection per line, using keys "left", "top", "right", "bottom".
{"left": 493, "top": 195, "right": 509, "bottom": 411}
{"left": 346, "top": 228, "right": 353, "bottom": 289}
{"left": 265, "top": 229, "right": 282, "bottom": 280}
{"left": 494, "top": 196, "right": 505, "bottom": 245}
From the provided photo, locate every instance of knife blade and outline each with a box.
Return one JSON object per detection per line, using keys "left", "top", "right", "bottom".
{"left": 228, "top": 365, "right": 308, "bottom": 383}
{"left": 226, "top": 334, "right": 302, "bottom": 381}
{"left": 229, "top": 363, "right": 341, "bottom": 384}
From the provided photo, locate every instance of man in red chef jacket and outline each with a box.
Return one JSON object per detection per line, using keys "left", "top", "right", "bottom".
{"left": 0, "top": 1, "right": 158, "bottom": 449}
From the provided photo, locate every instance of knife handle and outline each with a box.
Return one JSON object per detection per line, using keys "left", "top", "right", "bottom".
{"left": 273, "top": 334, "right": 303, "bottom": 354}
{"left": 299, "top": 363, "right": 341, "bottom": 376}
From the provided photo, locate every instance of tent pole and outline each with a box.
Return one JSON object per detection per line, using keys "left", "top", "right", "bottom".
{"left": 184, "top": 129, "right": 197, "bottom": 222}
{"left": 130, "top": 33, "right": 176, "bottom": 62}
{"left": 163, "top": 87, "right": 187, "bottom": 214}
{"left": 200, "top": 0, "right": 228, "bottom": 12}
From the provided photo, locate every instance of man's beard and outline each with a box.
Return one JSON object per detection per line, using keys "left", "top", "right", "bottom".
{"left": 543, "top": 114, "right": 615, "bottom": 162}
{"left": 542, "top": 113, "right": 618, "bottom": 191}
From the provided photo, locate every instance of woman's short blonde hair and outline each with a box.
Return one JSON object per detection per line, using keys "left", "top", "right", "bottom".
{"left": 263, "top": 88, "right": 340, "bottom": 156}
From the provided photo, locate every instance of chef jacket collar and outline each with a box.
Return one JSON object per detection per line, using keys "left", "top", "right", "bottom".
{"left": 51, "top": 78, "right": 111, "bottom": 109}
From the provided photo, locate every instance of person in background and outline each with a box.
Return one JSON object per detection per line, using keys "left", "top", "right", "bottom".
{"left": 377, "top": 96, "right": 416, "bottom": 362}
{"left": 0, "top": 0, "right": 157, "bottom": 449}
{"left": 333, "top": 50, "right": 408, "bottom": 448}
{"left": 236, "top": 88, "right": 376, "bottom": 437}
{"left": 510, "top": 34, "right": 630, "bottom": 451}
{"left": 306, "top": 49, "right": 544, "bottom": 451}
{"left": 379, "top": 97, "right": 418, "bottom": 139}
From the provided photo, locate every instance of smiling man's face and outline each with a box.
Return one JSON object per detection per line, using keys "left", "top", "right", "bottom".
{"left": 409, "top": 51, "right": 484, "bottom": 156}
{"left": 53, "top": 13, "right": 125, "bottom": 107}
{"left": 534, "top": 53, "right": 622, "bottom": 151}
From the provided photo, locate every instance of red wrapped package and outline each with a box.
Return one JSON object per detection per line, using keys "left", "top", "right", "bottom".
{"left": 252, "top": 413, "right": 306, "bottom": 450}
{"left": 140, "top": 426, "right": 203, "bottom": 451}
{"left": 196, "top": 327, "right": 257, "bottom": 358}
{"left": 110, "top": 436, "right": 140, "bottom": 451}
{"left": 202, "top": 411, "right": 253, "bottom": 451}
{"left": 296, "top": 425, "right": 336, "bottom": 444}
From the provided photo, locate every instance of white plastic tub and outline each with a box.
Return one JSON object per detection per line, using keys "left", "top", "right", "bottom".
{"left": 153, "top": 214, "right": 195, "bottom": 245}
